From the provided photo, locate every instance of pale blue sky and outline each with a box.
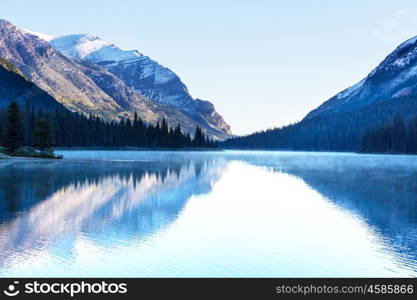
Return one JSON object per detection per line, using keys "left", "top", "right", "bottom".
{"left": 2, "top": 0, "right": 417, "bottom": 134}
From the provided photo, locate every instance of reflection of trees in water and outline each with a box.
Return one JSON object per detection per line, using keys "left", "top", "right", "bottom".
{"left": 0, "top": 159, "right": 218, "bottom": 223}
{"left": 2, "top": 168, "right": 22, "bottom": 213}
{"left": 0, "top": 158, "right": 227, "bottom": 261}
{"left": 266, "top": 163, "right": 417, "bottom": 263}
{"left": 0, "top": 165, "right": 54, "bottom": 216}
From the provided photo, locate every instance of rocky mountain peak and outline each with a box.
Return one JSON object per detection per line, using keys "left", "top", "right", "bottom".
{"left": 304, "top": 35, "right": 417, "bottom": 121}
{"left": 47, "top": 32, "right": 232, "bottom": 136}
{"left": 0, "top": 19, "right": 231, "bottom": 140}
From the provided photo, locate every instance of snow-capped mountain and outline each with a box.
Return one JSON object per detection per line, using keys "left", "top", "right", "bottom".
{"left": 46, "top": 34, "right": 143, "bottom": 63}
{"left": 224, "top": 34, "right": 417, "bottom": 150}
{"left": 0, "top": 20, "right": 229, "bottom": 140}
{"left": 305, "top": 35, "right": 417, "bottom": 120}
{"left": 46, "top": 33, "right": 231, "bottom": 137}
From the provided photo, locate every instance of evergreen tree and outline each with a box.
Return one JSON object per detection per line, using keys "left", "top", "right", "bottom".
{"left": 193, "top": 126, "right": 205, "bottom": 147}
{"left": 3, "top": 102, "right": 24, "bottom": 153}
{"left": 185, "top": 132, "right": 192, "bottom": 147}
{"left": 221, "top": 95, "right": 417, "bottom": 152}
{"left": 33, "top": 119, "right": 54, "bottom": 151}
{"left": 392, "top": 115, "right": 406, "bottom": 153}
{"left": 174, "top": 124, "right": 184, "bottom": 148}
{"left": 359, "top": 115, "right": 417, "bottom": 154}
{"left": 0, "top": 104, "right": 216, "bottom": 151}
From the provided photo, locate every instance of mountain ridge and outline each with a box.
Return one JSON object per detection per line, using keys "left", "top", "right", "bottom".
{"left": 0, "top": 19, "right": 231, "bottom": 140}
{"left": 304, "top": 34, "right": 417, "bottom": 121}
{"left": 223, "top": 34, "right": 417, "bottom": 151}
{"left": 46, "top": 33, "right": 231, "bottom": 137}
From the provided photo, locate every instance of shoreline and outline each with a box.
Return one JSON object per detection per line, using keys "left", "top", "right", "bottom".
{"left": 0, "top": 148, "right": 63, "bottom": 160}
{"left": 0, "top": 156, "right": 59, "bottom": 161}
{"left": 55, "top": 147, "right": 222, "bottom": 152}
{"left": 0, "top": 147, "right": 222, "bottom": 160}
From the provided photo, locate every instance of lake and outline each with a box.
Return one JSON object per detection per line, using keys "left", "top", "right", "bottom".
{"left": 0, "top": 150, "right": 417, "bottom": 277}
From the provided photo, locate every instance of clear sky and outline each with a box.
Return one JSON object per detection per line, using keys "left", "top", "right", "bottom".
{"left": 2, "top": 0, "right": 417, "bottom": 134}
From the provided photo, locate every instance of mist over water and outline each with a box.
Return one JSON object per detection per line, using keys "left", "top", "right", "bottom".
{"left": 0, "top": 151, "right": 416, "bottom": 277}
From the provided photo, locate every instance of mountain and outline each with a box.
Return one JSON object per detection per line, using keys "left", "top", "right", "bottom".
{"left": 305, "top": 36, "right": 417, "bottom": 120}
{"left": 0, "top": 57, "right": 64, "bottom": 109}
{"left": 45, "top": 33, "right": 231, "bottom": 137}
{"left": 223, "top": 35, "right": 417, "bottom": 151}
{"left": 0, "top": 20, "right": 230, "bottom": 140}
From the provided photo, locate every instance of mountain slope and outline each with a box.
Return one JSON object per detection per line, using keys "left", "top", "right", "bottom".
{"left": 0, "top": 20, "right": 129, "bottom": 120}
{"left": 0, "top": 20, "right": 229, "bottom": 139}
{"left": 46, "top": 33, "right": 231, "bottom": 137}
{"left": 0, "top": 57, "right": 64, "bottom": 109}
{"left": 305, "top": 36, "right": 417, "bottom": 120}
{"left": 223, "top": 35, "right": 417, "bottom": 151}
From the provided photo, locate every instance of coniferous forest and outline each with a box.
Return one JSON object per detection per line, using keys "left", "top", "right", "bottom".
{"left": 222, "top": 95, "right": 417, "bottom": 154}
{"left": 360, "top": 116, "right": 417, "bottom": 154}
{"left": 0, "top": 102, "right": 216, "bottom": 153}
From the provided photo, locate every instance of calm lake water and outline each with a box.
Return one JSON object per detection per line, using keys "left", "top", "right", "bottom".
{"left": 0, "top": 150, "right": 417, "bottom": 277}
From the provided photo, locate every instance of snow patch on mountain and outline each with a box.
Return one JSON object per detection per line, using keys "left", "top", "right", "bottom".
{"left": 49, "top": 34, "right": 142, "bottom": 63}
{"left": 390, "top": 49, "right": 417, "bottom": 69}
{"left": 21, "top": 28, "right": 55, "bottom": 42}
{"left": 305, "top": 34, "right": 417, "bottom": 121}
{"left": 336, "top": 79, "right": 365, "bottom": 100}
{"left": 1, "top": 19, "right": 231, "bottom": 140}
{"left": 49, "top": 34, "right": 178, "bottom": 86}
{"left": 397, "top": 35, "right": 417, "bottom": 50}
{"left": 23, "top": 29, "right": 231, "bottom": 137}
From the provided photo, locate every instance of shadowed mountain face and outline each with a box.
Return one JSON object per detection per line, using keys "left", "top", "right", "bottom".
{"left": 48, "top": 34, "right": 232, "bottom": 138}
{"left": 0, "top": 58, "right": 64, "bottom": 110}
{"left": 222, "top": 35, "right": 417, "bottom": 150}
{"left": 0, "top": 20, "right": 230, "bottom": 140}
{"left": 0, "top": 20, "right": 130, "bottom": 120}
{"left": 305, "top": 36, "right": 417, "bottom": 121}
{"left": 295, "top": 36, "right": 417, "bottom": 149}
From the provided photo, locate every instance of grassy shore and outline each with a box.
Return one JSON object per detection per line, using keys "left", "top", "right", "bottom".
{"left": 0, "top": 146, "right": 222, "bottom": 160}
{"left": 0, "top": 147, "right": 63, "bottom": 159}
{"left": 0, "top": 152, "right": 10, "bottom": 159}
{"left": 55, "top": 146, "right": 222, "bottom": 152}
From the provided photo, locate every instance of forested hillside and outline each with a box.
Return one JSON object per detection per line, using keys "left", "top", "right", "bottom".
{"left": 0, "top": 103, "right": 215, "bottom": 150}
{"left": 222, "top": 95, "right": 417, "bottom": 153}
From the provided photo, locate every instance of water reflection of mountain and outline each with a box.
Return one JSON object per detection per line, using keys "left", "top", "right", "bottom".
{"left": 0, "top": 158, "right": 226, "bottom": 261}
{"left": 286, "top": 167, "right": 417, "bottom": 259}
{"left": 245, "top": 154, "right": 417, "bottom": 264}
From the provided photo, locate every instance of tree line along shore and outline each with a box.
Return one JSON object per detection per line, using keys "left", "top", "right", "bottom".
{"left": 0, "top": 102, "right": 217, "bottom": 159}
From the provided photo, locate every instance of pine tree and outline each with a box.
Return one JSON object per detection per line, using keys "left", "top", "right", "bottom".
{"left": 392, "top": 115, "right": 406, "bottom": 153}
{"left": 161, "top": 118, "right": 169, "bottom": 147}
{"left": 33, "top": 119, "right": 54, "bottom": 151}
{"left": 0, "top": 105, "right": 216, "bottom": 151}
{"left": 193, "top": 126, "right": 205, "bottom": 147}
{"left": 174, "top": 124, "right": 184, "bottom": 148}
{"left": 3, "top": 102, "right": 24, "bottom": 153}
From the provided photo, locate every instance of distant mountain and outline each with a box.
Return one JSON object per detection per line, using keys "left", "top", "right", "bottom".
{"left": 0, "top": 57, "right": 64, "bottom": 109}
{"left": 46, "top": 33, "right": 231, "bottom": 138}
{"left": 0, "top": 20, "right": 230, "bottom": 140}
{"left": 305, "top": 36, "right": 417, "bottom": 121}
{"left": 223, "top": 35, "right": 417, "bottom": 151}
